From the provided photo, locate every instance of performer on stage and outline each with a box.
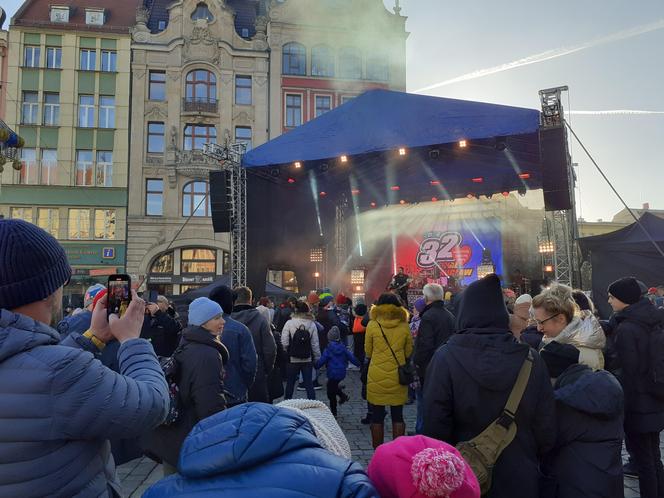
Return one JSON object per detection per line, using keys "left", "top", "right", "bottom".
{"left": 388, "top": 267, "right": 412, "bottom": 305}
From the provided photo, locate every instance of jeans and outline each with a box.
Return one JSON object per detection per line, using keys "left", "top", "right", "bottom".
{"left": 285, "top": 362, "right": 315, "bottom": 399}
{"left": 370, "top": 404, "right": 404, "bottom": 424}
{"left": 625, "top": 431, "right": 664, "bottom": 498}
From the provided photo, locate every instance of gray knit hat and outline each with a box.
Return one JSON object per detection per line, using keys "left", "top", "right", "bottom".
{"left": 0, "top": 219, "right": 71, "bottom": 310}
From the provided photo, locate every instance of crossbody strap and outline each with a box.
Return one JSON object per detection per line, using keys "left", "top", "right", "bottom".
{"left": 377, "top": 322, "right": 403, "bottom": 368}
{"left": 497, "top": 350, "right": 533, "bottom": 428}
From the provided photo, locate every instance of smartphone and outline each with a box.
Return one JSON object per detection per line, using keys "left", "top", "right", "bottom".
{"left": 107, "top": 274, "right": 131, "bottom": 318}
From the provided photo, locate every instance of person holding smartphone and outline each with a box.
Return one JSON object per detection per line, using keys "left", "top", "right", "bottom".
{"left": 0, "top": 220, "right": 170, "bottom": 498}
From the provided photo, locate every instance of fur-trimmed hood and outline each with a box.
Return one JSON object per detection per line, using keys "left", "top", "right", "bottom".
{"left": 369, "top": 304, "right": 409, "bottom": 328}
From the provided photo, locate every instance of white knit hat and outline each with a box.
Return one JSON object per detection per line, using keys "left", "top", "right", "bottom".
{"left": 276, "top": 399, "right": 352, "bottom": 459}
{"left": 515, "top": 293, "right": 533, "bottom": 305}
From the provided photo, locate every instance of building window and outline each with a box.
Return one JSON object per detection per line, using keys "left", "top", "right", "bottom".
{"left": 181, "top": 248, "right": 216, "bottom": 273}
{"left": 149, "top": 71, "right": 166, "bottom": 101}
{"left": 24, "top": 46, "right": 40, "bottom": 67}
{"left": 366, "top": 55, "right": 389, "bottom": 82}
{"left": 182, "top": 181, "right": 211, "bottom": 217}
{"left": 100, "top": 50, "right": 117, "bottom": 72}
{"left": 312, "top": 45, "right": 335, "bottom": 77}
{"left": 147, "top": 122, "right": 165, "bottom": 153}
{"left": 96, "top": 151, "right": 113, "bottom": 186}
{"left": 151, "top": 251, "right": 173, "bottom": 273}
{"left": 98, "top": 96, "right": 115, "bottom": 128}
{"left": 285, "top": 94, "right": 302, "bottom": 127}
{"left": 315, "top": 95, "right": 332, "bottom": 117}
{"left": 37, "top": 208, "right": 59, "bottom": 237}
{"left": 339, "top": 48, "right": 362, "bottom": 79}
{"left": 22, "top": 92, "right": 39, "bottom": 124}
{"left": 68, "top": 209, "right": 90, "bottom": 239}
{"left": 235, "top": 76, "right": 252, "bottom": 105}
{"left": 46, "top": 47, "right": 62, "bottom": 69}
{"left": 43, "top": 93, "right": 60, "bottom": 126}
{"left": 184, "top": 124, "right": 216, "bottom": 151}
{"left": 94, "top": 209, "right": 116, "bottom": 239}
{"left": 75, "top": 150, "right": 94, "bottom": 186}
{"left": 341, "top": 95, "right": 355, "bottom": 105}
{"left": 41, "top": 149, "right": 57, "bottom": 185}
{"left": 282, "top": 42, "right": 306, "bottom": 76}
{"left": 80, "top": 49, "right": 96, "bottom": 71}
{"left": 19, "top": 148, "right": 38, "bottom": 184}
{"left": 235, "top": 126, "right": 252, "bottom": 151}
{"left": 10, "top": 207, "right": 33, "bottom": 223}
{"left": 191, "top": 3, "right": 213, "bottom": 21}
{"left": 158, "top": 20, "right": 167, "bottom": 30}
{"left": 78, "top": 95, "right": 95, "bottom": 127}
{"left": 185, "top": 70, "right": 216, "bottom": 103}
{"left": 146, "top": 178, "right": 164, "bottom": 216}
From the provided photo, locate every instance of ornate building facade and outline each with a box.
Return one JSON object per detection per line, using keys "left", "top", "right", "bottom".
{"left": 127, "top": 0, "right": 408, "bottom": 295}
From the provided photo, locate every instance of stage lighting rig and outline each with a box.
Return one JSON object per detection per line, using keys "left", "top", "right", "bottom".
{"left": 539, "top": 86, "right": 568, "bottom": 129}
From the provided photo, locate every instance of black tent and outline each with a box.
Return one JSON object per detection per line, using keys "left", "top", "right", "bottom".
{"left": 579, "top": 212, "right": 664, "bottom": 318}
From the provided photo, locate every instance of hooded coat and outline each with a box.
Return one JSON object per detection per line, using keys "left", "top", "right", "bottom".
{"left": 422, "top": 275, "right": 556, "bottom": 498}
{"left": 613, "top": 298, "right": 664, "bottom": 433}
{"left": 545, "top": 364, "right": 624, "bottom": 498}
{"left": 0, "top": 310, "right": 169, "bottom": 497}
{"left": 316, "top": 340, "right": 361, "bottom": 381}
{"left": 143, "top": 403, "right": 379, "bottom": 498}
{"left": 541, "top": 311, "right": 606, "bottom": 371}
{"left": 365, "top": 304, "right": 413, "bottom": 406}
{"left": 232, "top": 305, "right": 277, "bottom": 403}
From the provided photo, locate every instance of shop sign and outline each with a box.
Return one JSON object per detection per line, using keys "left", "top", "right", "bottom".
{"left": 148, "top": 274, "right": 216, "bottom": 285}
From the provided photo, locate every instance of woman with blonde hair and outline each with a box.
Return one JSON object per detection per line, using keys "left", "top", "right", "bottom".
{"left": 531, "top": 284, "right": 606, "bottom": 370}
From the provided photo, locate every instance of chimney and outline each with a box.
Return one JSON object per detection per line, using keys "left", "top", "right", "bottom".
{"left": 643, "top": 202, "right": 650, "bottom": 211}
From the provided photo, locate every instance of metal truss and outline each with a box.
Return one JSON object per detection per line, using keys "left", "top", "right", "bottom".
{"left": 335, "top": 194, "right": 348, "bottom": 268}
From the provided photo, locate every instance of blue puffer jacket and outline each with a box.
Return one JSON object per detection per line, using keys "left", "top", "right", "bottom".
{"left": 144, "top": 403, "right": 379, "bottom": 498}
{"left": 220, "top": 314, "right": 257, "bottom": 405}
{"left": 56, "top": 310, "right": 92, "bottom": 338}
{"left": 0, "top": 309, "right": 169, "bottom": 498}
{"left": 316, "top": 340, "right": 360, "bottom": 381}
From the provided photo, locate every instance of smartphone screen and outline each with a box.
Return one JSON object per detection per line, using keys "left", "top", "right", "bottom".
{"left": 108, "top": 274, "right": 131, "bottom": 318}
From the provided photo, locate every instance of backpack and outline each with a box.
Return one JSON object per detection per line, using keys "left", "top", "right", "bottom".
{"left": 455, "top": 351, "right": 533, "bottom": 495}
{"left": 646, "top": 321, "right": 664, "bottom": 399}
{"left": 289, "top": 324, "right": 312, "bottom": 359}
{"left": 158, "top": 346, "right": 184, "bottom": 426}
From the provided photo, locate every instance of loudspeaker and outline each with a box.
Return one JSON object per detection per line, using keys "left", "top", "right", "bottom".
{"left": 540, "top": 127, "right": 572, "bottom": 211}
{"left": 209, "top": 171, "right": 231, "bottom": 232}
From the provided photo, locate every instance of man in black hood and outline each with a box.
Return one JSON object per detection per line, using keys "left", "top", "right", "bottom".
{"left": 422, "top": 274, "right": 555, "bottom": 498}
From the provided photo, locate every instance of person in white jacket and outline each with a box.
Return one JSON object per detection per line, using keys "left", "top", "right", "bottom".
{"left": 532, "top": 284, "right": 606, "bottom": 370}
{"left": 282, "top": 300, "right": 321, "bottom": 400}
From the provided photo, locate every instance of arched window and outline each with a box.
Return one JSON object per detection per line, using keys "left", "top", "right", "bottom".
{"left": 366, "top": 55, "right": 389, "bottom": 82}
{"left": 339, "top": 47, "right": 362, "bottom": 79}
{"left": 182, "top": 181, "right": 211, "bottom": 217}
{"left": 282, "top": 42, "right": 306, "bottom": 76}
{"left": 311, "top": 45, "right": 334, "bottom": 78}
{"left": 185, "top": 69, "right": 217, "bottom": 104}
{"left": 150, "top": 251, "right": 174, "bottom": 274}
{"left": 191, "top": 3, "right": 213, "bottom": 21}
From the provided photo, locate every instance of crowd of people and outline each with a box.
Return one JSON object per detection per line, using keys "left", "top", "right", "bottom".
{"left": 2, "top": 218, "right": 664, "bottom": 497}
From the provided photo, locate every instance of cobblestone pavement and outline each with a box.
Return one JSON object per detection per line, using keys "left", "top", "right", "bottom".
{"left": 119, "top": 368, "right": 646, "bottom": 497}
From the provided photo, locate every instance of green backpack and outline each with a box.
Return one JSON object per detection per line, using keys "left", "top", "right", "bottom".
{"left": 455, "top": 351, "right": 533, "bottom": 495}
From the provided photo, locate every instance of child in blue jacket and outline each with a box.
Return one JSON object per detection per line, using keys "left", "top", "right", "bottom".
{"left": 316, "top": 326, "right": 361, "bottom": 416}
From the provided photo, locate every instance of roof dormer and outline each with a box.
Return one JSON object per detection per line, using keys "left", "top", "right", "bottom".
{"left": 49, "top": 5, "right": 70, "bottom": 23}
{"left": 85, "top": 8, "right": 105, "bottom": 26}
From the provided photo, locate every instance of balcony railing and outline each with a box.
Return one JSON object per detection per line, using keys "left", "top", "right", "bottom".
{"left": 183, "top": 97, "right": 218, "bottom": 113}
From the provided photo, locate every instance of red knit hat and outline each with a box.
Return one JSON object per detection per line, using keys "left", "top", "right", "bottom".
{"left": 335, "top": 293, "right": 347, "bottom": 305}
{"left": 307, "top": 291, "right": 320, "bottom": 305}
{"left": 368, "top": 435, "right": 480, "bottom": 498}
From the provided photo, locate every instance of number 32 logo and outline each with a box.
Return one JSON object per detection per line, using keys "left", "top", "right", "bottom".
{"left": 416, "top": 232, "right": 463, "bottom": 268}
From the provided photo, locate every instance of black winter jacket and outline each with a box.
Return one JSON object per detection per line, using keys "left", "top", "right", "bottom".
{"left": 141, "top": 310, "right": 182, "bottom": 357}
{"left": 544, "top": 364, "right": 624, "bottom": 498}
{"left": 143, "top": 326, "right": 228, "bottom": 466}
{"left": 613, "top": 298, "right": 664, "bottom": 433}
{"left": 413, "top": 301, "right": 455, "bottom": 380}
{"left": 422, "top": 328, "right": 556, "bottom": 498}
{"left": 520, "top": 326, "right": 544, "bottom": 350}
{"left": 232, "top": 304, "right": 277, "bottom": 403}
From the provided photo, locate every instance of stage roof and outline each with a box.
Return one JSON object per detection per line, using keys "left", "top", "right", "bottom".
{"left": 242, "top": 89, "right": 545, "bottom": 205}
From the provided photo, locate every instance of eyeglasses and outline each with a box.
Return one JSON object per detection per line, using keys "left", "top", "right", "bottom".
{"left": 535, "top": 313, "right": 560, "bottom": 326}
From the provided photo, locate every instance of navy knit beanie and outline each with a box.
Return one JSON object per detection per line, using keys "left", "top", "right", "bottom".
{"left": 0, "top": 219, "right": 72, "bottom": 310}
{"left": 608, "top": 277, "right": 641, "bottom": 305}
{"left": 456, "top": 274, "right": 510, "bottom": 330}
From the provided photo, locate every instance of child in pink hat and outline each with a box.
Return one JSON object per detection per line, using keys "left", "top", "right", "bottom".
{"left": 367, "top": 435, "right": 480, "bottom": 498}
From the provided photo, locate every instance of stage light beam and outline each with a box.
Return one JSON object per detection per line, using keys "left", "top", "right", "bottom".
{"left": 308, "top": 170, "right": 324, "bottom": 237}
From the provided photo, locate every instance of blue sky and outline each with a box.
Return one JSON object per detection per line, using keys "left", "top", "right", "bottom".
{"left": 3, "top": 0, "right": 663, "bottom": 221}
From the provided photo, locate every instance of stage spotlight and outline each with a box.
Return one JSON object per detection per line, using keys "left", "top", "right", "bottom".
{"left": 370, "top": 202, "right": 377, "bottom": 208}
{"left": 319, "top": 191, "right": 327, "bottom": 197}
{"left": 471, "top": 177, "right": 484, "bottom": 183}
{"left": 430, "top": 180, "right": 441, "bottom": 186}
{"left": 398, "top": 147, "right": 407, "bottom": 156}
{"left": 287, "top": 177, "right": 296, "bottom": 184}
{"left": 320, "top": 163, "right": 329, "bottom": 173}
{"left": 518, "top": 173, "right": 531, "bottom": 180}
{"left": 390, "top": 185, "right": 400, "bottom": 191}
{"left": 270, "top": 167, "right": 280, "bottom": 178}
{"left": 544, "top": 265, "right": 554, "bottom": 273}
{"left": 458, "top": 140, "right": 468, "bottom": 148}
{"left": 314, "top": 271, "right": 321, "bottom": 278}
{"left": 294, "top": 161, "right": 302, "bottom": 169}
{"left": 355, "top": 285, "right": 363, "bottom": 292}
{"left": 429, "top": 149, "right": 440, "bottom": 159}
{"left": 340, "top": 155, "right": 348, "bottom": 163}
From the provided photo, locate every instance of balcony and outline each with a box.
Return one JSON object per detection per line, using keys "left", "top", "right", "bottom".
{"left": 182, "top": 97, "right": 218, "bottom": 114}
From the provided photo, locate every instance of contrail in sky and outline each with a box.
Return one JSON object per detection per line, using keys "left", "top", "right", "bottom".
{"left": 413, "top": 19, "right": 664, "bottom": 93}
{"left": 568, "top": 110, "right": 664, "bottom": 115}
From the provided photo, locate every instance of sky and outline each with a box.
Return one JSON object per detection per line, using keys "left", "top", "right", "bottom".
{"left": 3, "top": 0, "right": 663, "bottom": 221}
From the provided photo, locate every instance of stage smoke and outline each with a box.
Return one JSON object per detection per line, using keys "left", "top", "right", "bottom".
{"left": 413, "top": 18, "right": 664, "bottom": 93}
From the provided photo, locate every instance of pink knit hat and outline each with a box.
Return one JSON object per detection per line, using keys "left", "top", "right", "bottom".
{"left": 367, "top": 436, "right": 480, "bottom": 498}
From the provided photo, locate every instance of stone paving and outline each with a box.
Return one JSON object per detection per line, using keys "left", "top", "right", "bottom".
{"left": 119, "top": 368, "right": 645, "bottom": 497}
